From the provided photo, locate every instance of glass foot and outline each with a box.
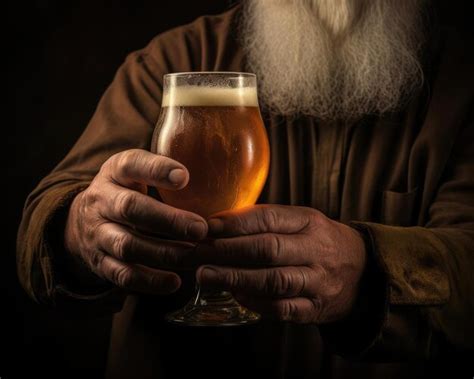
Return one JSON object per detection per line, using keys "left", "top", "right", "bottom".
{"left": 165, "top": 290, "right": 260, "bottom": 327}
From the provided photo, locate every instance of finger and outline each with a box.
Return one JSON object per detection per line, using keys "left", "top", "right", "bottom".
{"left": 97, "top": 222, "right": 199, "bottom": 269}
{"left": 96, "top": 253, "right": 181, "bottom": 295}
{"left": 207, "top": 204, "right": 313, "bottom": 237}
{"left": 103, "top": 149, "right": 190, "bottom": 190}
{"left": 98, "top": 181, "right": 207, "bottom": 240}
{"left": 196, "top": 233, "right": 311, "bottom": 266}
{"left": 197, "top": 265, "right": 316, "bottom": 297}
{"left": 234, "top": 293, "right": 322, "bottom": 323}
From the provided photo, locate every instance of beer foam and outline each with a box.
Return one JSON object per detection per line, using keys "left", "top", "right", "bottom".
{"left": 162, "top": 86, "right": 258, "bottom": 107}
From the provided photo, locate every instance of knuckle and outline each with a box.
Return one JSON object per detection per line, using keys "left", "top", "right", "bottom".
{"left": 308, "top": 208, "right": 327, "bottom": 228}
{"left": 108, "top": 149, "right": 143, "bottom": 178}
{"left": 114, "top": 265, "right": 134, "bottom": 288}
{"left": 275, "top": 301, "right": 296, "bottom": 321}
{"left": 226, "top": 270, "right": 241, "bottom": 288}
{"left": 82, "top": 186, "right": 100, "bottom": 207}
{"left": 71, "top": 191, "right": 97, "bottom": 228}
{"left": 268, "top": 270, "right": 291, "bottom": 296}
{"left": 232, "top": 215, "right": 246, "bottom": 234}
{"left": 115, "top": 191, "right": 137, "bottom": 221}
{"left": 256, "top": 209, "right": 268, "bottom": 231}
{"left": 84, "top": 219, "right": 99, "bottom": 243}
{"left": 112, "top": 232, "right": 134, "bottom": 261}
{"left": 294, "top": 268, "right": 307, "bottom": 296}
{"left": 147, "top": 273, "right": 161, "bottom": 289}
{"left": 82, "top": 220, "right": 93, "bottom": 241}
{"left": 105, "top": 151, "right": 134, "bottom": 173}
{"left": 262, "top": 234, "right": 281, "bottom": 263}
{"left": 99, "top": 154, "right": 117, "bottom": 173}
{"left": 262, "top": 207, "right": 279, "bottom": 231}
{"left": 121, "top": 149, "right": 141, "bottom": 161}
{"left": 148, "top": 156, "right": 168, "bottom": 181}
{"left": 157, "top": 244, "right": 179, "bottom": 267}
{"left": 116, "top": 151, "right": 138, "bottom": 177}
{"left": 89, "top": 251, "right": 105, "bottom": 273}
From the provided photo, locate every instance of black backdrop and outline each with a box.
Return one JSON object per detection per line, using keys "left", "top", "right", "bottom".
{"left": 6, "top": 0, "right": 472, "bottom": 378}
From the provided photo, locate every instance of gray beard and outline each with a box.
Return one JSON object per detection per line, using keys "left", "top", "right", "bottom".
{"left": 241, "top": 0, "right": 426, "bottom": 120}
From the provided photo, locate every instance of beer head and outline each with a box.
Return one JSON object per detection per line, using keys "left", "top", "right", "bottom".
{"left": 162, "top": 72, "right": 259, "bottom": 108}
{"left": 162, "top": 85, "right": 258, "bottom": 108}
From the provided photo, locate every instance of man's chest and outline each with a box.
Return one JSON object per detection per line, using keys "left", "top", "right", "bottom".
{"left": 259, "top": 108, "right": 428, "bottom": 226}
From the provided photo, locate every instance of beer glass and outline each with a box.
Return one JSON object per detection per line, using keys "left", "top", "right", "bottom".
{"left": 153, "top": 72, "right": 270, "bottom": 326}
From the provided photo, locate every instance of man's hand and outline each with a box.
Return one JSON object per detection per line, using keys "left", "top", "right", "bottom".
{"left": 64, "top": 149, "right": 208, "bottom": 295}
{"left": 197, "top": 205, "right": 366, "bottom": 323}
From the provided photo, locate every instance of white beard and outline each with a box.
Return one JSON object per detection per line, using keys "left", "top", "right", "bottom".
{"left": 241, "top": 0, "right": 426, "bottom": 120}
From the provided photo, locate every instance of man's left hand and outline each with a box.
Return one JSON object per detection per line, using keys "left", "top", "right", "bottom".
{"left": 197, "top": 205, "right": 367, "bottom": 324}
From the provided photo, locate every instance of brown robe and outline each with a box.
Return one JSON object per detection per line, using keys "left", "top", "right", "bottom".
{"left": 17, "top": 5, "right": 474, "bottom": 379}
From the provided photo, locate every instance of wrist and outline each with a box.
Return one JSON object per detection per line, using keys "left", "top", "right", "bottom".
{"left": 64, "top": 191, "right": 83, "bottom": 256}
{"left": 341, "top": 222, "right": 368, "bottom": 316}
{"left": 319, "top": 223, "right": 388, "bottom": 358}
{"left": 345, "top": 223, "right": 376, "bottom": 317}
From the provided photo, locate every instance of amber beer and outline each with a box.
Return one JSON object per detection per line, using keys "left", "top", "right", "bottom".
{"left": 155, "top": 84, "right": 270, "bottom": 218}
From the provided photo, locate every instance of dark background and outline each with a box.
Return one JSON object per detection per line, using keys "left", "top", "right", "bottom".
{"left": 5, "top": 0, "right": 472, "bottom": 378}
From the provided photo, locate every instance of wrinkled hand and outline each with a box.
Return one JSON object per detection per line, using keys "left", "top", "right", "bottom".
{"left": 197, "top": 205, "right": 366, "bottom": 323}
{"left": 64, "top": 149, "right": 207, "bottom": 295}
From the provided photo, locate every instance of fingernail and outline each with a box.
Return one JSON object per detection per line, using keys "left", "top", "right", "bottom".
{"left": 207, "top": 218, "right": 224, "bottom": 235}
{"left": 168, "top": 168, "right": 186, "bottom": 186}
{"left": 188, "top": 221, "right": 207, "bottom": 239}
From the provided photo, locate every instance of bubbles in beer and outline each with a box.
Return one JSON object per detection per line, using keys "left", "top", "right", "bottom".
{"left": 156, "top": 84, "right": 269, "bottom": 218}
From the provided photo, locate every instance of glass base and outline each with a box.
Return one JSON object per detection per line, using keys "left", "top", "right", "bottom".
{"left": 165, "top": 289, "right": 260, "bottom": 327}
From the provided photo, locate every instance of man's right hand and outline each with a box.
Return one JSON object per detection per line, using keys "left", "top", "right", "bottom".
{"left": 64, "top": 149, "right": 207, "bottom": 295}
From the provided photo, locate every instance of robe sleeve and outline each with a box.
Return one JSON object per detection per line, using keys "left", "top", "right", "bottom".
{"left": 361, "top": 117, "right": 473, "bottom": 357}
{"left": 324, "top": 116, "right": 474, "bottom": 359}
{"left": 16, "top": 40, "right": 167, "bottom": 312}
